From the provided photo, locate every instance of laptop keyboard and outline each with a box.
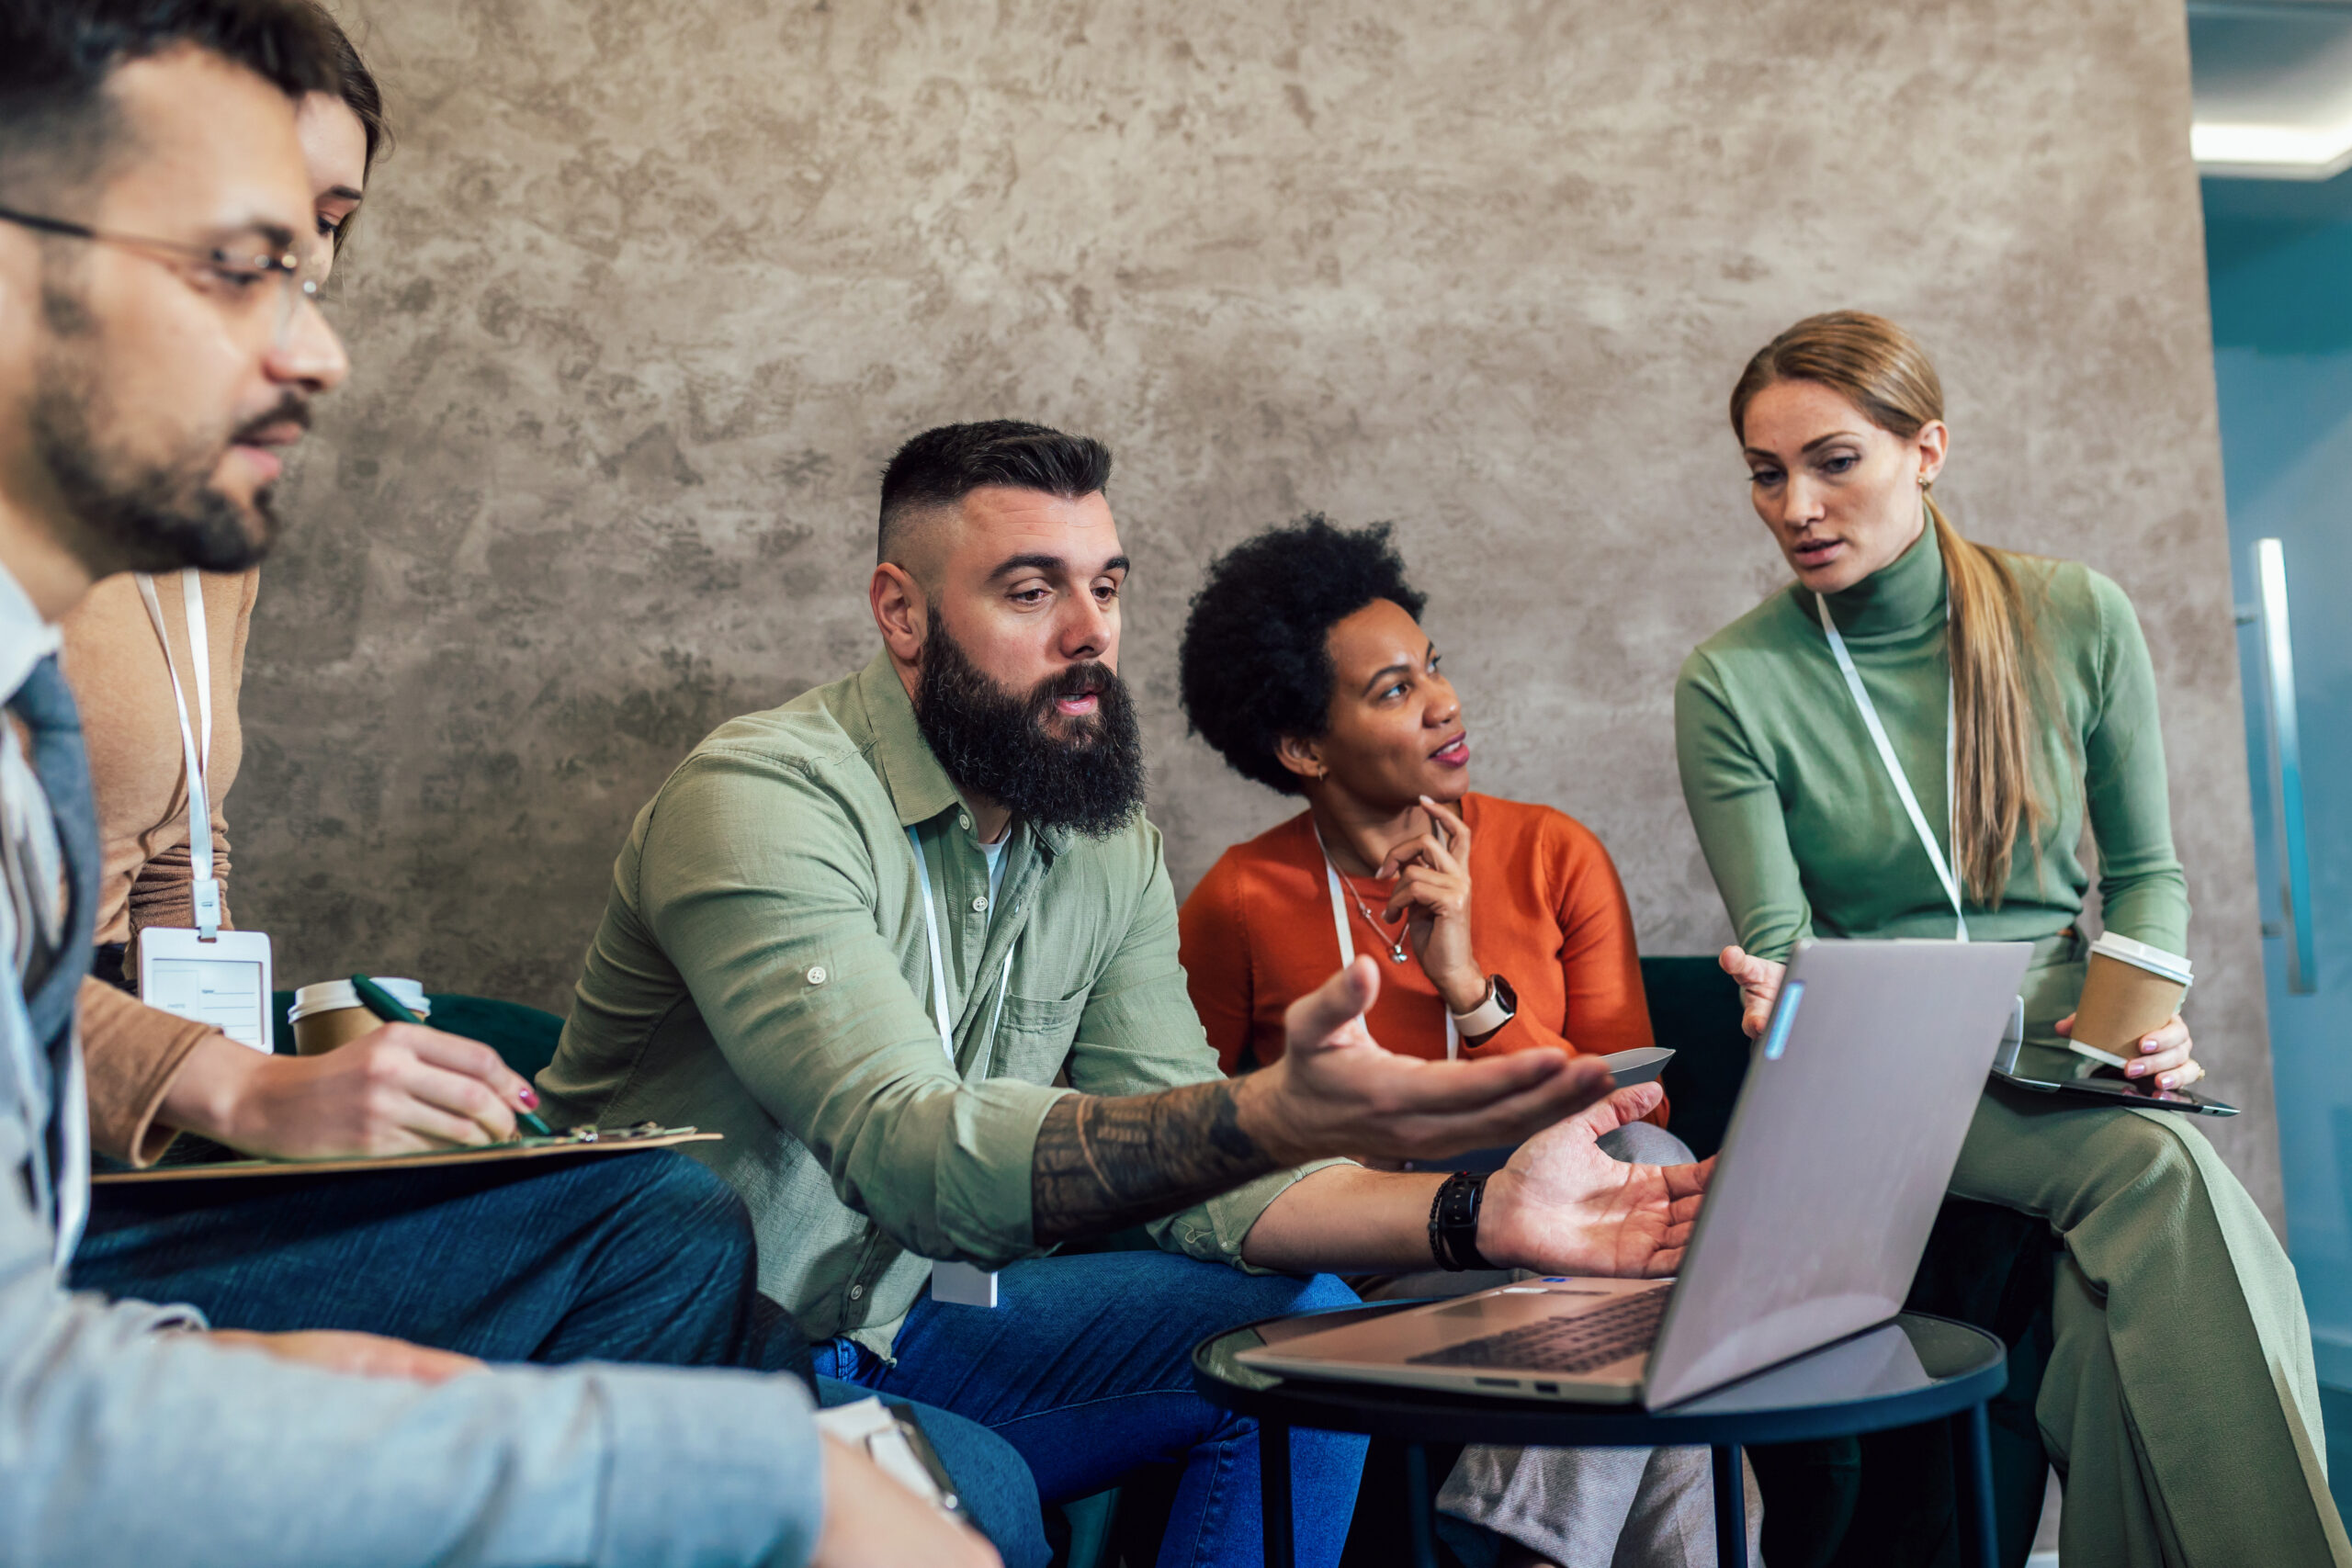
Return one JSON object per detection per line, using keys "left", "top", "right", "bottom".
{"left": 1407, "top": 1287, "right": 1671, "bottom": 1375}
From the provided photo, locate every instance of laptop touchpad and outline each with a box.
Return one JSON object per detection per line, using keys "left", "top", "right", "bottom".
{"left": 1431, "top": 1294, "right": 1576, "bottom": 1325}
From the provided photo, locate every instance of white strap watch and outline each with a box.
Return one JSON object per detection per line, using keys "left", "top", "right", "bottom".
{"left": 1450, "top": 975, "right": 1517, "bottom": 1040}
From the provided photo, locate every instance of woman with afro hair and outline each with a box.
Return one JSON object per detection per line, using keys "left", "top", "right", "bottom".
{"left": 1177, "top": 516, "right": 1751, "bottom": 1568}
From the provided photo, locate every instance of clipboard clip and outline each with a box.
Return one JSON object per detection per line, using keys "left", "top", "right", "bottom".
{"left": 552, "top": 1121, "right": 697, "bottom": 1145}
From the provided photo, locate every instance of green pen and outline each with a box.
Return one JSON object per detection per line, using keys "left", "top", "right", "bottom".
{"left": 350, "top": 973, "right": 554, "bottom": 1136}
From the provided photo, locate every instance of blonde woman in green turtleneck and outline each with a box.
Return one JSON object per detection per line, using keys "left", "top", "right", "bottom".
{"left": 1675, "top": 311, "right": 2344, "bottom": 1567}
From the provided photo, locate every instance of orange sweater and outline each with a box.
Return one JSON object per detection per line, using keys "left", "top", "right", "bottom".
{"left": 1179, "top": 795, "right": 1659, "bottom": 1115}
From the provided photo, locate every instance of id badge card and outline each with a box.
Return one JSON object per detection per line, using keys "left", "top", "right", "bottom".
{"left": 137, "top": 927, "right": 275, "bottom": 1054}
{"left": 932, "top": 1259, "right": 1001, "bottom": 1307}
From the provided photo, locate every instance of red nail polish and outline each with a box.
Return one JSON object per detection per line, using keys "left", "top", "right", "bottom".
{"left": 518, "top": 1086, "right": 539, "bottom": 1107}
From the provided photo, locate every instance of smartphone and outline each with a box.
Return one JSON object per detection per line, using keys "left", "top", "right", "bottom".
{"left": 1599, "top": 1045, "right": 1674, "bottom": 1088}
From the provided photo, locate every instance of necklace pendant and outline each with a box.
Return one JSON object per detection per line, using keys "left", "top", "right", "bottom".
{"left": 1388, "top": 945, "right": 1409, "bottom": 964}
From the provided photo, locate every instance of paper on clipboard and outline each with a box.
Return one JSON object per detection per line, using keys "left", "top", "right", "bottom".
{"left": 92, "top": 1127, "right": 719, "bottom": 1183}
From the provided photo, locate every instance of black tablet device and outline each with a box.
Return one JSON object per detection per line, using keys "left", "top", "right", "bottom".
{"left": 1988, "top": 998, "right": 2236, "bottom": 1117}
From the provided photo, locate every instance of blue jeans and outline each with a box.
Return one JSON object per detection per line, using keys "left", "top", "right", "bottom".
{"left": 815, "top": 1251, "right": 1369, "bottom": 1568}
{"left": 70, "top": 1151, "right": 1048, "bottom": 1563}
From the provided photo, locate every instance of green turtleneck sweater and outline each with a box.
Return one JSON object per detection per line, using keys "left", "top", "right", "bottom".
{"left": 1674, "top": 527, "right": 2188, "bottom": 1035}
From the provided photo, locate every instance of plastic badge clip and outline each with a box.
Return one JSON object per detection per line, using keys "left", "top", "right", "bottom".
{"left": 931, "top": 1260, "right": 1001, "bottom": 1308}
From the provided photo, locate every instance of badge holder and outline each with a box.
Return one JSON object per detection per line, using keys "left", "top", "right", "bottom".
{"left": 139, "top": 926, "right": 274, "bottom": 1053}
{"left": 130, "top": 570, "right": 276, "bottom": 1055}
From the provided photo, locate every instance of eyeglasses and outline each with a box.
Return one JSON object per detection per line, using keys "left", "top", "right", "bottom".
{"left": 0, "top": 202, "right": 323, "bottom": 345}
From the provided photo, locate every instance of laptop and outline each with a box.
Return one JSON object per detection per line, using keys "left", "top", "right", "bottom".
{"left": 1236, "top": 938, "right": 2032, "bottom": 1409}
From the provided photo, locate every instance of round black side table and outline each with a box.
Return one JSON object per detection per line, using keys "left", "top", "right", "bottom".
{"left": 1193, "top": 1305, "right": 2007, "bottom": 1568}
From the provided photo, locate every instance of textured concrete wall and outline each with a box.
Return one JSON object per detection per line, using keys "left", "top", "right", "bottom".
{"left": 245, "top": 0, "right": 2281, "bottom": 1214}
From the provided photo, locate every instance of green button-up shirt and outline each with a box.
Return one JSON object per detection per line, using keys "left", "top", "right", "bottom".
{"left": 540, "top": 651, "right": 1329, "bottom": 1356}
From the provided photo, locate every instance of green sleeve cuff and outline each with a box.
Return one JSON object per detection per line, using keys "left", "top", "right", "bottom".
{"left": 1148, "top": 1156, "right": 1356, "bottom": 1272}
{"left": 932, "top": 1079, "right": 1073, "bottom": 1265}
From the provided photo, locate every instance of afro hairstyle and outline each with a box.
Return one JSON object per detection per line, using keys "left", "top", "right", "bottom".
{"left": 1178, "top": 514, "right": 1428, "bottom": 795}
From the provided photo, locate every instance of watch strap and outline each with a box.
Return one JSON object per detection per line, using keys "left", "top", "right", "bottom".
{"left": 1427, "top": 1170, "right": 1496, "bottom": 1271}
{"left": 1450, "top": 975, "right": 1516, "bottom": 1038}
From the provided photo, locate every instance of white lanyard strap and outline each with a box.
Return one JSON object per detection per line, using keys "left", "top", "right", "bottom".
{"left": 1314, "top": 826, "right": 1456, "bottom": 1058}
{"left": 1815, "top": 592, "right": 1968, "bottom": 941}
{"left": 905, "top": 824, "right": 1009, "bottom": 1308}
{"left": 904, "top": 825, "right": 1013, "bottom": 1068}
{"left": 134, "top": 570, "right": 220, "bottom": 939}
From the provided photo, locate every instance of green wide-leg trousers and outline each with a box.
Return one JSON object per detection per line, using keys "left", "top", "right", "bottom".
{"left": 1951, "top": 1086, "right": 2350, "bottom": 1567}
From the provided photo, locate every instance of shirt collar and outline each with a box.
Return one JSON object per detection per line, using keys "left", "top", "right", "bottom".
{"left": 0, "top": 559, "right": 63, "bottom": 704}
{"left": 1800, "top": 523, "right": 1947, "bottom": 641}
{"left": 849, "top": 650, "right": 1072, "bottom": 856}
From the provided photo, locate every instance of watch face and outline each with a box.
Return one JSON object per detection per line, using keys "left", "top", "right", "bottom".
{"left": 1491, "top": 974, "right": 1517, "bottom": 1012}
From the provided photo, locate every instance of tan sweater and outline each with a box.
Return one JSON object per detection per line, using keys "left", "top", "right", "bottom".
{"left": 61, "top": 570, "right": 258, "bottom": 1164}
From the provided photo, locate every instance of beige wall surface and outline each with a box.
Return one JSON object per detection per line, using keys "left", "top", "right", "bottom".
{"left": 245, "top": 0, "right": 2281, "bottom": 1215}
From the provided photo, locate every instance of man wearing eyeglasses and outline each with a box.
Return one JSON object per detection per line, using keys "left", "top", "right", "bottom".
{"left": 0, "top": 3, "right": 996, "bottom": 1563}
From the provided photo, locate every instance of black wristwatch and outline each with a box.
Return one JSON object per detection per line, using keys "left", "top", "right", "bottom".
{"left": 1428, "top": 1169, "right": 1497, "bottom": 1271}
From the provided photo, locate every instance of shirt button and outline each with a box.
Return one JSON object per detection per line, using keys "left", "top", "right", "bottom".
{"left": 957, "top": 813, "right": 972, "bottom": 831}
{"left": 806, "top": 965, "right": 828, "bottom": 985}
{"left": 971, "top": 895, "right": 989, "bottom": 913}
{"left": 848, "top": 1283, "right": 864, "bottom": 1301}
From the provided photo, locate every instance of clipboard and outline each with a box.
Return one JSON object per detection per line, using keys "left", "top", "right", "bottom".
{"left": 92, "top": 1126, "right": 719, "bottom": 1184}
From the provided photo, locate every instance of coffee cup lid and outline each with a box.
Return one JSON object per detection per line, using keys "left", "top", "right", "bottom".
{"left": 288, "top": 976, "right": 431, "bottom": 1024}
{"left": 2088, "top": 932, "right": 2193, "bottom": 987}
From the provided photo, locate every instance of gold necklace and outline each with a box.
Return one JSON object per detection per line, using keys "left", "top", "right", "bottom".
{"left": 1315, "top": 827, "right": 1410, "bottom": 964}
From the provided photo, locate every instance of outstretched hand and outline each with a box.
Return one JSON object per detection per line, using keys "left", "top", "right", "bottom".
{"left": 1239, "top": 955, "right": 1614, "bottom": 1167}
{"left": 1720, "top": 944, "right": 1786, "bottom": 1041}
{"left": 1477, "top": 1082, "right": 1714, "bottom": 1277}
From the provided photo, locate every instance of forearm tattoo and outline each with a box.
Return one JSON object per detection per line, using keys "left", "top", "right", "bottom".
{"left": 1030, "top": 1080, "right": 1279, "bottom": 1246}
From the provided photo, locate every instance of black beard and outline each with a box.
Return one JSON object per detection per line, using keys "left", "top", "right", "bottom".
{"left": 28, "top": 287, "right": 280, "bottom": 574}
{"left": 913, "top": 620, "right": 1147, "bottom": 840}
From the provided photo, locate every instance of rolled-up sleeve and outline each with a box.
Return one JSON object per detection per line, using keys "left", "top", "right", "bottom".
{"left": 78, "top": 978, "right": 218, "bottom": 1166}
{"left": 637, "top": 748, "right": 1063, "bottom": 1265}
{"left": 1060, "top": 843, "right": 1345, "bottom": 1269}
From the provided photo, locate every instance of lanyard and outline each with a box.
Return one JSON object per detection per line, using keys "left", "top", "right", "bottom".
{"left": 1815, "top": 592, "right": 1968, "bottom": 942}
{"left": 904, "top": 826, "right": 1012, "bottom": 1068}
{"left": 1314, "top": 825, "right": 1457, "bottom": 1059}
{"left": 134, "top": 570, "right": 220, "bottom": 940}
{"left": 905, "top": 824, "right": 1011, "bottom": 1308}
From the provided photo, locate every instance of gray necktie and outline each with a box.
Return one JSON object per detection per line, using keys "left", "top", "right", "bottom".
{"left": 7, "top": 654, "right": 96, "bottom": 1218}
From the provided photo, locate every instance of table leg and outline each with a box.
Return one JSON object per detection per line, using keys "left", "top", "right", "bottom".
{"left": 1260, "top": 1420, "right": 1294, "bottom": 1568}
{"left": 1712, "top": 1443, "right": 1748, "bottom": 1568}
{"left": 1952, "top": 1402, "right": 1998, "bottom": 1568}
{"left": 1403, "top": 1442, "right": 1440, "bottom": 1568}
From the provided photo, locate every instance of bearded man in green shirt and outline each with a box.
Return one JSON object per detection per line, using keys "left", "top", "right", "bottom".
{"left": 541, "top": 421, "right": 1708, "bottom": 1568}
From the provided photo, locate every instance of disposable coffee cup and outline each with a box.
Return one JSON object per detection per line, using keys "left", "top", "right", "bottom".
{"left": 2068, "top": 934, "right": 2191, "bottom": 1068}
{"left": 288, "top": 976, "right": 430, "bottom": 1056}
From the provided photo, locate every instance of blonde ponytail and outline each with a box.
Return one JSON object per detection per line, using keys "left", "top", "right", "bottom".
{"left": 1929, "top": 495, "right": 2047, "bottom": 904}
